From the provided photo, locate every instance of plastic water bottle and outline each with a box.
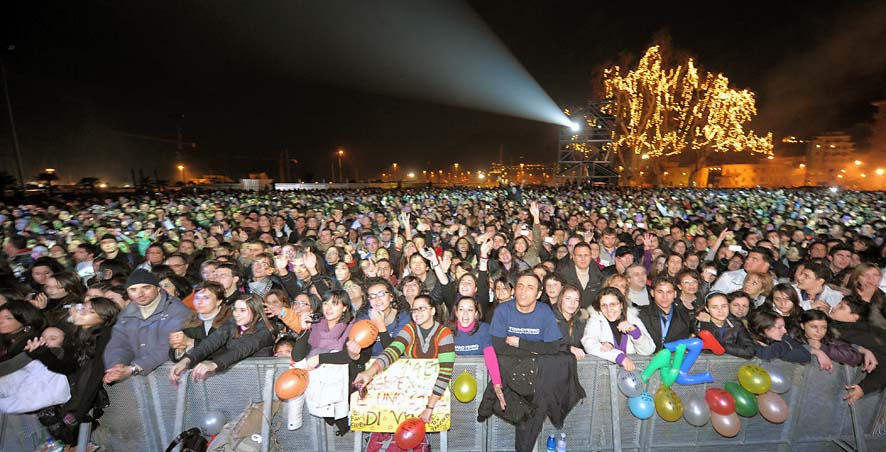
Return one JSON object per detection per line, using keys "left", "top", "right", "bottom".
{"left": 546, "top": 434, "right": 556, "bottom": 452}
{"left": 556, "top": 432, "right": 567, "bottom": 452}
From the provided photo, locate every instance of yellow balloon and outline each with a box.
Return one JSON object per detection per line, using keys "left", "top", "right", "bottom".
{"left": 453, "top": 371, "right": 477, "bottom": 403}
{"left": 654, "top": 385, "right": 683, "bottom": 422}
{"left": 738, "top": 364, "right": 772, "bottom": 395}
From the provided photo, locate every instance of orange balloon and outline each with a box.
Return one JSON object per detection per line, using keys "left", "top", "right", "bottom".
{"left": 349, "top": 319, "right": 379, "bottom": 348}
{"left": 275, "top": 368, "right": 309, "bottom": 400}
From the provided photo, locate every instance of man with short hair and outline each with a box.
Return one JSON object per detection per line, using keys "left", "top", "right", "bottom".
{"left": 557, "top": 242, "right": 603, "bottom": 308}
{"left": 4, "top": 235, "right": 34, "bottom": 281}
{"left": 712, "top": 246, "right": 772, "bottom": 293}
{"left": 103, "top": 269, "right": 191, "bottom": 382}
{"left": 485, "top": 271, "right": 583, "bottom": 452}
{"left": 213, "top": 262, "right": 242, "bottom": 306}
{"left": 827, "top": 243, "right": 854, "bottom": 286}
{"left": 625, "top": 263, "right": 652, "bottom": 307}
{"left": 794, "top": 261, "right": 843, "bottom": 311}
{"left": 639, "top": 277, "right": 695, "bottom": 350}
{"left": 598, "top": 228, "right": 619, "bottom": 267}
{"left": 73, "top": 243, "right": 98, "bottom": 281}
{"left": 98, "top": 233, "right": 140, "bottom": 269}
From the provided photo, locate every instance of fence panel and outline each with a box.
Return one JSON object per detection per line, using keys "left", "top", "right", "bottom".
{"left": 6, "top": 355, "right": 886, "bottom": 451}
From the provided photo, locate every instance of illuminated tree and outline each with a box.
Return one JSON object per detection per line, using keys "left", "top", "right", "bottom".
{"left": 603, "top": 45, "right": 773, "bottom": 185}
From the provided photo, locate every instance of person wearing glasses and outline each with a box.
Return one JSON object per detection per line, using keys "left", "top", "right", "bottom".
{"left": 355, "top": 278, "right": 411, "bottom": 356}
{"left": 581, "top": 287, "right": 655, "bottom": 371}
{"left": 354, "top": 294, "right": 455, "bottom": 425}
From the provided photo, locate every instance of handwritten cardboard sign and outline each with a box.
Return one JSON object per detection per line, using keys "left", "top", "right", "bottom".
{"left": 350, "top": 359, "right": 451, "bottom": 432}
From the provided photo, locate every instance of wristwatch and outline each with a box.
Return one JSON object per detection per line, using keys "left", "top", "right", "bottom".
{"left": 130, "top": 365, "right": 141, "bottom": 376}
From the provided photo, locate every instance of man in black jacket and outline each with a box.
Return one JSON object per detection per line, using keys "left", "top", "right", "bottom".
{"left": 639, "top": 277, "right": 696, "bottom": 350}
{"left": 556, "top": 242, "right": 603, "bottom": 309}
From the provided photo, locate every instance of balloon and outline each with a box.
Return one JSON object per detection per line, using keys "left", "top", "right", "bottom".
{"left": 761, "top": 363, "right": 791, "bottom": 394}
{"left": 628, "top": 391, "right": 655, "bottom": 419}
{"left": 200, "top": 410, "right": 226, "bottom": 436}
{"left": 683, "top": 393, "right": 711, "bottom": 426}
{"left": 654, "top": 385, "right": 683, "bottom": 422}
{"left": 738, "top": 364, "right": 772, "bottom": 394}
{"left": 676, "top": 370, "right": 714, "bottom": 385}
{"left": 697, "top": 330, "right": 726, "bottom": 355}
{"left": 275, "top": 368, "right": 309, "bottom": 400}
{"left": 724, "top": 382, "right": 758, "bottom": 417}
{"left": 641, "top": 349, "right": 672, "bottom": 383}
{"left": 349, "top": 319, "right": 379, "bottom": 348}
{"left": 705, "top": 388, "right": 736, "bottom": 415}
{"left": 660, "top": 344, "right": 686, "bottom": 386}
{"left": 452, "top": 371, "right": 477, "bottom": 402}
{"left": 663, "top": 338, "right": 701, "bottom": 372}
{"left": 617, "top": 369, "right": 645, "bottom": 397}
{"left": 758, "top": 391, "right": 789, "bottom": 423}
{"left": 394, "top": 417, "right": 426, "bottom": 450}
{"left": 710, "top": 412, "right": 741, "bottom": 437}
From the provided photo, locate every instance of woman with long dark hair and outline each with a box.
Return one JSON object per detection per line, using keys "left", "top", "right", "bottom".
{"left": 26, "top": 297, "right": 120, "bottom": 446}
{"left": 169, "top": 293, "right": 276, "bottom": 382}
{"left": 796, "top": 308, "right": 864, "bottom": 371}
{"left": 747, "top": 310, "right": 810, "bottom": 363}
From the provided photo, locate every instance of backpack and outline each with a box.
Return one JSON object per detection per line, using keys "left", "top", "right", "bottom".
{"left": 165, "top": 428, "right": 208, "bottom": 452}
{"left": 365, "top": 432, "right": 431, "bottom": 452}
{"left": 208, "top": 401, "right": 281, "bottom": 452}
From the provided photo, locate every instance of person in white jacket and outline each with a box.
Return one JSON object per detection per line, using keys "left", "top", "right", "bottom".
{"left": 581, "top": 287, "right": 655, "bottom": 371}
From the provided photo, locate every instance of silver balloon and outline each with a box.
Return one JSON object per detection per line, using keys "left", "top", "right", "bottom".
{"left": 761, "top": 363, "right": 791, "bottom": 394}
{"left": 617, "top": 369, "right": 645, "bottom": 398}
{"left": 201, "top": 410, "right": 226, "bottom": 436}
{"left": 683, "top": 393, "right": 711, "bottom": 427}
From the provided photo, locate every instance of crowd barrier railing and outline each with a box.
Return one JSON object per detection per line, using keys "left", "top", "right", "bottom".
{"left": 3, "top": 356, "right": 886, "bottom": 451}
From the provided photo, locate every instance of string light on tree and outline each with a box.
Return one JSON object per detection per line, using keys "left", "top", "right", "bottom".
{"left": 602, "top": 45, "right": 773, "bottom": 184}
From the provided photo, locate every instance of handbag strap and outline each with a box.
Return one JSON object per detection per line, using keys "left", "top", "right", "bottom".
{"left": 166, "top": 428, "right": 203, "bottom": 452}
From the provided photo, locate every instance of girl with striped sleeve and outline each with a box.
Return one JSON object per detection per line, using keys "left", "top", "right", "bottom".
{"left": 354, "top": 294, "right": 455, "bottom": 423}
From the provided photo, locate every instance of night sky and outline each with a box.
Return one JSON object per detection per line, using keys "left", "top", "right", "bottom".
{"left": 1, "top": 1, "right": 885, "bottom": 184}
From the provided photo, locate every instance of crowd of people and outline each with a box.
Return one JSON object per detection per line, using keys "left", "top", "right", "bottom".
{"left": 2, "top": 185, "right": 886, "bottom": 451}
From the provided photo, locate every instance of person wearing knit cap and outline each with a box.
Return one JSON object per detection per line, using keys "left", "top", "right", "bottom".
{"left": 103, "top": 269, "right": 191, "bottom": 383}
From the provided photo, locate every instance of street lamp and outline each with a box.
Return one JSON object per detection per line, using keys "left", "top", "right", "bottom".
{"left": 392, "top": 163, "right": 398, "bottom": 180}
{"left": 337, "top": 149, "right": 345, "bottom": 183}
{"left": 177, "top": 164, "right": 185, "bottom": 183}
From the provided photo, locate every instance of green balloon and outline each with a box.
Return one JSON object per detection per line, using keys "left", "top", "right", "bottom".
{"left": 641, "top": 349, "right": 672, "bottom": 383}
{"left": 725, "top": 382, "right": 758, "bottom": 417}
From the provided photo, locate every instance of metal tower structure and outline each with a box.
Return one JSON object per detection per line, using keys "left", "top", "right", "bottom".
{"left": 556, "top": 100, "right": 618, "bottom": 185}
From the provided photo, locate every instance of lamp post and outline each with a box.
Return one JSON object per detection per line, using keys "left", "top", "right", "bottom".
{"left": 177, "top": 164, "right": 185, "bottom": 183}
{"left": 337, "top": 149, "right": 344, "bottom": 183}
{"left": 392, "top": 163, "right": 398, "bottom": 181}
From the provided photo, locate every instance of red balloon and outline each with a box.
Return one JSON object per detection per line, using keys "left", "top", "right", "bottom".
{"left": 698, "top": 330, "right": 726, "bottom": 355}
{"left": 394, "top": 417, "right": 426, "bottom": 450}
{"left": 275, "top": 368, "right": 309, "bottom": 400}
{"left": 705, "top": 387, "right": 736, "bottom": 415}
{"left": 349, "top": 320, "right": 379, "bottom": 348}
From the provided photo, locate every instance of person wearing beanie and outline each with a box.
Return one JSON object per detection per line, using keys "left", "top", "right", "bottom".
{"left": 102, "top": 269, "right": 191, "bottom": 383}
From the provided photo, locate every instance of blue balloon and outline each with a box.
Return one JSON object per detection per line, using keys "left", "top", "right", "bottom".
{"left": 664, "top": 338, "right": 703, "bottom": 372}
{"left": 628, "top": 392, "right": 655, "bottom": 419}
{"left": 676, "top": 370, "right": 714, "bottom": 385}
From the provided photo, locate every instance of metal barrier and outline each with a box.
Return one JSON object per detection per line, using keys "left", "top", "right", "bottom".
{"left": 3, "top": 356, "right": 886, "bottom": 451}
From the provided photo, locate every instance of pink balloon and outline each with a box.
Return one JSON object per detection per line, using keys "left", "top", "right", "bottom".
{"left": 758, "top": 391, "right": 789, "bottom": 423}
{"left": 711, "top": 412, "right": 741, "bottom": 437}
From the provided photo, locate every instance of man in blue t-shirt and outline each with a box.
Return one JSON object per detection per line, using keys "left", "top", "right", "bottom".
{"left": 491, "top": 272, "right": 563, "bottom": 355}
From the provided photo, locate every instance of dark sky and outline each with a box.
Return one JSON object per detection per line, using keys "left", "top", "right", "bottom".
{"left": 1, "top": 1, "right": 885, "bottom": 184}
